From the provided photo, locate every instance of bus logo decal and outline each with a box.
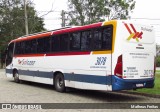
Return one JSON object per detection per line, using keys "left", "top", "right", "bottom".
{"left": 124, "top": 23, "right": 143, "bottom": 42}
{"left": 18, "top": 59, "right": 36, "bottom": 66}
{"left": 95, "top": 57, "right": 107, "bottom": 65}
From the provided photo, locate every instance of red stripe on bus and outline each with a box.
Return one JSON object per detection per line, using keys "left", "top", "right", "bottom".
{"left": 12, "top": 32, "right": 51, "bottom": 43}
{"left": 14, "top": 51, "right": 91, "bottom": 57}
{"left": 46, "top": 51, "right": 91, "bottom": 56}
{"left": 11, "top": 23, "right": 102, "bottom": 43}
{"left": 53, "top": 22, "right": 102, "bottom": 35}
{"left": 14, "top": 54, "right": 44, "bottom": 57}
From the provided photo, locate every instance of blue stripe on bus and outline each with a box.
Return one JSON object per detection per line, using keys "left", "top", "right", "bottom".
{"left": 6, "top": 69, "right": 111, "bottom": 85}
{"left": 6, "top": 69, "right": 53, "bottom": 78}
{"left": 19, "top": 70, "right": 53, "bottom": 78}
{"left": 6, "top": 69, "right": 13, "bottom": 74}
{"left": 6, "top": 69, "right": 154, "bottom": 90}
{"left": 64, "top": 73, "right": 111, "bottom": 85}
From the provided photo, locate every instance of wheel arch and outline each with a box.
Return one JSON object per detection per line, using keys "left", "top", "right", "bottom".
{"left": 53, "top": 71, "right": 64, "bottom": 84}
{"left": 13, "top": 68, "right": 18, "bottom": 77}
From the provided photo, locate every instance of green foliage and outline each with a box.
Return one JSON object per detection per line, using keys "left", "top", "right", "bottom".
{"left": 156, "top": 56, "right": 160, "bottom": 67}
{"left": 133, "top": 73, "right": 160, "bottom": 95}
{"left": 67, "top": 0, "right": 135, "bottom": 25}
{"left": 0, "top": 0, "right": 46, "bottom": 52}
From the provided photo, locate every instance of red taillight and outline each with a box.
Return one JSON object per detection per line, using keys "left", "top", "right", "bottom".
{"left": 117, "top": 55, "right": 122, "bottom": 63}
{"left": 114, "top": 55, "right": 123, "bottom": 78}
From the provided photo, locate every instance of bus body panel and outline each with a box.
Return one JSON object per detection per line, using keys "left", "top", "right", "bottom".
{"left": 7, "top": 52, "right": 112, "bottom": 91}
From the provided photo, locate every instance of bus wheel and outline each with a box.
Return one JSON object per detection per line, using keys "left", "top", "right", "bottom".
{"left": 14, "top": 71, "right": 20, "bottom": 83}
{"left": 54, "top": 73, "right": 65, "bottom": 92}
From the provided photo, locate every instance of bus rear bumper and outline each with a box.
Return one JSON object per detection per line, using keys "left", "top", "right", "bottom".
{"left": 112, "top": 75, "right": 154, "bottom": 91}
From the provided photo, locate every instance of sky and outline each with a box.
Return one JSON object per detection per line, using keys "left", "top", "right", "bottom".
{"left": 33, "top": 0, "right": 160, "bottom": 44}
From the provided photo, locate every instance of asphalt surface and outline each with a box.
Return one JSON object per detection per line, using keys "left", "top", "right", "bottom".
{"left": 0, "top": 69, "right": 159, "bottom": 112}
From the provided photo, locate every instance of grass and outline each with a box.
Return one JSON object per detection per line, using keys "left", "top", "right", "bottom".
{"left": 132, "top": 72, "right": 160, "bottom": 95}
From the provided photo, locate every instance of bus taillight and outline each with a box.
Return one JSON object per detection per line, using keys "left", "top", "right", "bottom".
{"left": 114, "top": 55, "right": 123, "bottom": 78}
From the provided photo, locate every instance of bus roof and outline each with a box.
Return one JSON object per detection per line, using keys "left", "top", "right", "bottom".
{"left": 10, "top": 22, "right": 103, "bottom": 43}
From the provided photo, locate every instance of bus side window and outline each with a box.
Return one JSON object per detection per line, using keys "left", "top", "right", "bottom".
{"left": 51, "top": 36, "right": 60, "bottom": 52}
{"left": 15, "top": 42, "right": 25, "bottom": 54}
{"left": 102, "top": 26, "right": 113, "bottom": 50}
{"left": 15, "top": 42, "right": 21, "bottom": 54}
{"left": 93, "top": 28, "right": 102, "bottom": 50}
{"left": 21, "top": 42, "right": 25, "bottom": 54}
{"left": 70, "top": 32, "right": 81, "bottom": 51}
{"left": 6, "top": 43, "right": 14, "bottom": 66}
{"left": 37, "top": 37, "right": 50, "bottom": 53}
{"left": 30, "top": 39, "right": 37, "bottom": 53}
{"left": 59, "top": 34, "right": 69, "bottom": 52}
{"left": 81, "top": 30, "right": 91, "bottom": 51}
{"left": 25, "top": 39, "right": 37, "bottom": 54}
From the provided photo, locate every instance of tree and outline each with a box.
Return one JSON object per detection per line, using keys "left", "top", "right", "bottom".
{"left": 0, "top": 0, "right": 46, "bottom": 52}
{"left": 67, "top": 0, "right": 135, "bottom": 25}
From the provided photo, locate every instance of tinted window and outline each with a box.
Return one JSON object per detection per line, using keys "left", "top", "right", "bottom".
{"left": 51, "top": 36, "right": 60, "bottom": 52}
{"left": 70, "top": 32, "right": 81, "bottom": 51}
{"left": 30, "top": 39, "right": 37, "bottom": 53}
{"left": 102, "top": 27, "right": 112, "bottom": 50}
{"left": 6, "top": 43, "right": 14, "bottom": 66}
{"left": 37, "top": 37, "right": 50, "bottom": 53}
{"left": 15, "top": 39, "right": 37, "bottom": 54}
{"left": 81, "top": 30, "right": 92, "bottom": 51}
{"left": 93, "top": 29, "right": 102, "bottom": 50}
{"left": 92, "top": 26, "right": 113, "bottom": 50}
{"left": 15, "top": 41, "right": 25, "bottom": 54}
{"left": 60, "top": 34, "right": 69, "bottom": 51}
{"left": 15, "top": 42, "right": 21, "bottom": 54}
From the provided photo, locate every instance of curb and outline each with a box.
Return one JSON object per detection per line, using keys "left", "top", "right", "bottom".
{"left": 120, "top": 90, "right": 160, "bottom": 98}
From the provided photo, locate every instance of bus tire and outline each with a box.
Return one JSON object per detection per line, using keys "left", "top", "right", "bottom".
{"left": 54, "top": 73, "right": 65, "bottom": 92}
{"left": 13, "top": 71, "right": 20, "bottom": 83}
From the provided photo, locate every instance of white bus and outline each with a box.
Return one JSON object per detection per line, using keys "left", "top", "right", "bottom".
{"left": 5, "top": 20, "right": 156, "bottom": 92}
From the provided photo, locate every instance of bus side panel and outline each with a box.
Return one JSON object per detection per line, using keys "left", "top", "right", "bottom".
{"left": 45, "top": 53, "right": 112, "bottom": 91}
{"left": 12, "top": 53, "right": 112, "bottom": 91}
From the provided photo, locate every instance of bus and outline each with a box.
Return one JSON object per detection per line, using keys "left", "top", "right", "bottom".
{"left": 5, "top": 20, "right": 156, "bottom": 92}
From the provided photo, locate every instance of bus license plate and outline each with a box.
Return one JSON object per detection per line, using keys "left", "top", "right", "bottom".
{"left": 136, "top": 84, "right": 144, "bottom": 87}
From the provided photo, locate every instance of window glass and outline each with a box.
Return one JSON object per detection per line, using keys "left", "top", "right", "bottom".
{"left": 93, "top": 29, "right": 102, "bottom": 50}
{"left": 15, "top": 42, "right": 21, "bottom": 54}
{"left": 6, "top": 43, "right": 14, "bottom": 66}
{"left": 81, "top": 30, "right": 91, "bottom": 51}
{"left": 102, "top": 26, "right": 112, "bottom": 50}
{"left": 70, "top": 32, "right": 81, "bottom": 51}
{"left": 37, "top": 37, "right": 50, "bottom": 53}
{"left": 15, "top": 39, "right": 37, "bottom": 54}
{"left": 92, "top": 26, "right": 113, "bottom": 50}
{"left": 25, "top": 40, "right": 31, "bottom": 53}
{"left": 30, "top": 39, "right": 37, "bottom": 53}
{"left": 51, "top": 36, "right": 60, "bottom": 52}
{"left": 60, "top": 34, "right": 69, "bottom": 51}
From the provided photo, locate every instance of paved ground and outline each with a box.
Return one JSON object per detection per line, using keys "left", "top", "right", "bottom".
{"left": 0, "top": 69, "right": 159, "bottom": 112}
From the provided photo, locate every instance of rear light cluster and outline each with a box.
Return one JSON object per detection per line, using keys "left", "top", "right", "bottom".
{"left": 114, "top": 55, "right": 123, "bottom": 78}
